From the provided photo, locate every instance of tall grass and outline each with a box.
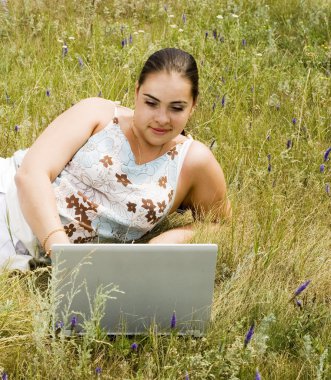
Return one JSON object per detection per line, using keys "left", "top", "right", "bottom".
{"left": 0, "top": 0, "right": 330, "bottom": 378}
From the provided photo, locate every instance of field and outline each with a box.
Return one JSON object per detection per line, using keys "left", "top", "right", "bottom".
{"left": 0, "top": 0, "right": 330, "bottom": 378}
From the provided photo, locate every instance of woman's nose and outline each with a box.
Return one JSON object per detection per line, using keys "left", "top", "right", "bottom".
{"left": 155, "top": 108, "right": 170, "bottom": 125}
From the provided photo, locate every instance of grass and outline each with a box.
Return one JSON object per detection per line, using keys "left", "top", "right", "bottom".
{"left": 0, "top": 0, "right": 330, "bottom": 378}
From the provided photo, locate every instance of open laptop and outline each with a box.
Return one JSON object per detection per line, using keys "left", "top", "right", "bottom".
{"left": 52, "top": 243, "right": 218, "bottom": 336}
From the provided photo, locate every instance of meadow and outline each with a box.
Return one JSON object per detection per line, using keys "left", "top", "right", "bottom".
{"left": 0, "top": 0, "right": 330, "bottom": 378}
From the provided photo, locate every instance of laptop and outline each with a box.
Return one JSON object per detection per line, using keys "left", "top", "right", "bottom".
{"left": 51, "top": 243, "right": 218, "bottom": 336}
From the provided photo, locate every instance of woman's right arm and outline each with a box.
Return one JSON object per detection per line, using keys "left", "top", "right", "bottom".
{"left": 15, "top": 97, "right": 115, "bottom": 252}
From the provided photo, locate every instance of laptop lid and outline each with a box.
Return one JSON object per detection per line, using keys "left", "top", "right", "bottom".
{"left": 52, "top": 243, "right": 218, "bottom": 336}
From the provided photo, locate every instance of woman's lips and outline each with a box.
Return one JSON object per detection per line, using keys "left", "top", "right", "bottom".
{"left": 150, "top": 127, "right": 169, "bottom": 135}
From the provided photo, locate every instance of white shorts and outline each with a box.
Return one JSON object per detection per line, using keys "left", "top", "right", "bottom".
{"left": 0, "top": 192, "right": 32, "bottom": 271}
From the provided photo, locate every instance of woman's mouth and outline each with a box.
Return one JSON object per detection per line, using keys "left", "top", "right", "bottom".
{"left": 150, "top": 127, "right": 169, "bottom": 135}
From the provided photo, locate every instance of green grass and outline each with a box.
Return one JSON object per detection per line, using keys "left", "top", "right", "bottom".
{"left": 0, "top": 0, "right": 330, "bottom": 378}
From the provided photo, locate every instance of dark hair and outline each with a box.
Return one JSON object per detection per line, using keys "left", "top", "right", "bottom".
{"left": 138, "top": 48, "right": 199, "bottom": 104}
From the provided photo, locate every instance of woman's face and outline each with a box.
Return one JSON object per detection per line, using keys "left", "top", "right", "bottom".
{"left": 134, "top": 70, "right": 195, "bottom": 147}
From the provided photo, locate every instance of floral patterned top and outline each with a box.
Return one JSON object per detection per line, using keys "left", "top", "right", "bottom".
{"left": 52, "top": 120, "right": 193, "bottom": 243}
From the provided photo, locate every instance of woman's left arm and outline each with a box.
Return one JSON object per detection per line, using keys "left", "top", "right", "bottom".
{"left": 149, "top": 141, "right": 231, "bottom": 243}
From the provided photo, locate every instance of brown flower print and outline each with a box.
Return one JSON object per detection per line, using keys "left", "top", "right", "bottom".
{"left": 168, "top": 190, "right": 174, "bottom": 202}
{"left": 64, "top": 223, "right": 77, "bottom": 237}
{"left": 158, "top": 176, "right": 167, "bottom": 188}
{"left": 99, "top": 155, "right": 113, "bottom": 168}
{"left": 73, "top": 236, "right": 95, "bottom": 244}
{"left": 157, "top": 200, "right": 167, "bottom": 213}
{"left": 142, "top": 198, "right": 156, "bottom": 210}
{"left": 75, "top": 203, "right": 89, "bottom": 216}
{"left": 145, "top": 209, "right": 157, "bottom": 223}
{"left": 116, "top": 173, "right": 132, "bottom": 187}
{"left": 66, "top": 194, "right": 79, "bottom": 209}
{"left": 167, "top": 147, "right": 178, "bottom": 160}
{"left": 127, "top": 202, "right": 137, "bottom": 213}
{"left": 77, "top": 191, "right": 98, "bottom": 212}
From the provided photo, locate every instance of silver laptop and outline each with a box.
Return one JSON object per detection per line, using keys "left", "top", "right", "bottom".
{"left": 52, "top": 243, "right": 218, "bottom": 336}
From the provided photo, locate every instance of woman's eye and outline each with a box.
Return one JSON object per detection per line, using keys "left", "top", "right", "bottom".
{"left": 145, "top": 101, "right": 157, "bottom": 107}
{"left": 172, "top": 107, "right": 183, "bottom": 112}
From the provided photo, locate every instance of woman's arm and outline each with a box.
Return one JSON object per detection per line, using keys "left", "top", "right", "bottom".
{"left": 15, "top": 97, "right": 114, "bottom": 252}
{"left": 149, "top": 141, "right": 231, "bottom": 244}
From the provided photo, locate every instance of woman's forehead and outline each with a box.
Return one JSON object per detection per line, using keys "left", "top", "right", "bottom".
{"left": 139, "top": 71, "right": 193, "bottom": 102}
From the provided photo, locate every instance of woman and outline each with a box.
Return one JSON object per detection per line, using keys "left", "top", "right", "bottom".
{"left": 0, "top": 48, "right": 231, "bottom": 272}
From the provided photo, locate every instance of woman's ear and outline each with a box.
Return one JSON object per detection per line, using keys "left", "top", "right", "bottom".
{"left": 134, "top": 81, "right": 140, "bottom": 101}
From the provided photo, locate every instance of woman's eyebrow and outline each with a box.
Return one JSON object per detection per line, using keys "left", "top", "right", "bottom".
{"left": 143, "top": 93, "right": 188, "bottom": 105}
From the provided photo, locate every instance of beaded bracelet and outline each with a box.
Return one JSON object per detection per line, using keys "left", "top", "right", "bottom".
{"left": 42, "top": 227, "right": 65, "bottom": 251}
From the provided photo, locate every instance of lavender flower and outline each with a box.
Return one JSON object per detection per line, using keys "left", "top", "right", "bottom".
{"left": 205, "top": 31, "right": 209, "bottom": 39}
{"left": 131, "top": 342, "right": 138, "bottom": 351}
{"left": 121, "top": 39, "right": 126, "bottom": 48}
{"left": 292, "top": 117, "right": 297, "bottom": 125}
{"left": 2, "top": 372, "right": 8, "bottom": 380}
{"left": 170, "top": 311, "right": 176, "bottom": 329}
{"left": 221, "top": 95, "right": 226, "bottom": 107}
{"left": 242, "top": 39, "right": 247, "bottom": 46}
{"left": 14, "top": 125, "right": 20, "bottom": 132}
{"left": 62, "top": 44, "right": 68, "bottom": 57}
{"left": 78, "top": 56, "right": 84, "bottom": 68}
{"left": 320, "top": 164, "right": 325, "bottom": 173}
{"left": 326, "top": 183, "right": 330, "bottom": 195}
{"left": 185, "top": 371, "right": 190, "bottom": 380}
{"left": 182, "top": 13, "right": 186, "bottom": 24}
{"left": 129, "top": 34, "right": 133, "bottom": 44}
{"left": 287, "top": 139, "right": 292, "bottom": 149}
{"left": 255, "top": 369, "right": 261, "bottom": 380}
{"left": 95, "top": 367, "right": 102, "bottom": 375}
{"left": 244, "top": 323, "right": 255, "bottom": 347}
{"left": 55, "top": 320, "right": 64, "bottom": 330}
{"left": 267, "top": 154, "right": 271, "bottom": 162}
{"left": 213, "top": 29, "right": 217, "bottom": 39}
{"left": 212, "top": 102, "right": 216, "bottom": 111}
{"left": 324, "top": 147, "right": 331, "bottom": 162}
{"left": 294, "top": 280, "right": 311, "bottom": 297}
{"left": 46, "top": 89, "right": 50, "bottom": 97}
{"left": 295, "top": 299, "right": 303, "bottom": 309}
{"left": 70, "top": 315, "right": 77, "bottom": 329}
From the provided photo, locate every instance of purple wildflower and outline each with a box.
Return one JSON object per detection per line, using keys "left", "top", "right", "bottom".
{"left": 46, "top": 89, "right": 50, "bottom": 97}
{"left": 324, "top": 147, "right": 331, "bottom": 162}
{"left": 242, "top": 39, "right": 247, "bottom": 46}
{"left": 292, "top": 117, "right": 297, "bottom": 125}
{"left": 14, "top": 125, "right": 20, "bottom": 132}
{"left": 129, "top": 34, "right": 133, "bottom": 44}
{"left": 170, "top": 311, "right": 176, "bottom": 329}
{"left": 184, "top": 371, "right": 190, "bottom": 380}
{"left": 205, "top": 31, "right": 209, "bottom": 39}
{"left": 244, "top": 323, "right": 255, "bottom": 347}
{"left": 267, "top": 154, "right": 271, "bottom": 162}
{"left": 70, "top": 315, "right": 77, "bottom": 329}
{"left": 221, "top": 95, "right": 226, "bottom": 107}
{"left": 182, "top": 13, "right": 186, "bottom": 24}
{"left": 267, "top": 164, "right": 272, "bottom": 172}
{"left": 121, "top": 39, "right": 125, "bottom": 48}
{"left": 55, "top": 320, "right": 64, "bottom": 329}
{"left": 326, "top": 183, "right": 330, "bottom": 195}
{"left": 287, "top": 139, "right": 292, "bottom": 149}
{"left": 62, "top": 44, "right": 68, "bottom": 57}
{"left": 255, "top": 369, "right": 261, "bottom": 380}
{"left": 320, "top": 164, "right": 325, "bottom": 173}
{"left": 213, "top": 29, "right": 217, "bottom": 39}
{"left": 95, "top": 367, "right": 102, "bottom": 375}
{"left": 294, "top": 280, "right": 311, "bottom": 296}
{"left": 212, "top": 102, "right": 216, "bottom": 111}
{"left": 78, "top": 56, "right": 84, "bottom": 68}
{"left": 2, "top": 372, "right": 8, "bottom": 380}
{"left": 295, "top": 299, "right": 303, "bottom": 309}
{"left": 131, "top": 342, "right": 138, "bottom": 351}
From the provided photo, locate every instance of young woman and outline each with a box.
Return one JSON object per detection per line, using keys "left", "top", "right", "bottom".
{"left": 0, "top": 48, "right": 231, "bottom": 272}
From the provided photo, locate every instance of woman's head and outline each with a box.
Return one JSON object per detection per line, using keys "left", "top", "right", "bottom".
{"left": 137, "top": 48, "right": 199, "bottom": 104}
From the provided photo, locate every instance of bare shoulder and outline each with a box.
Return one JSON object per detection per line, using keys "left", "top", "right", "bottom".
{"left": 184, "top": 140, "right": 218, "bottom": 170}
